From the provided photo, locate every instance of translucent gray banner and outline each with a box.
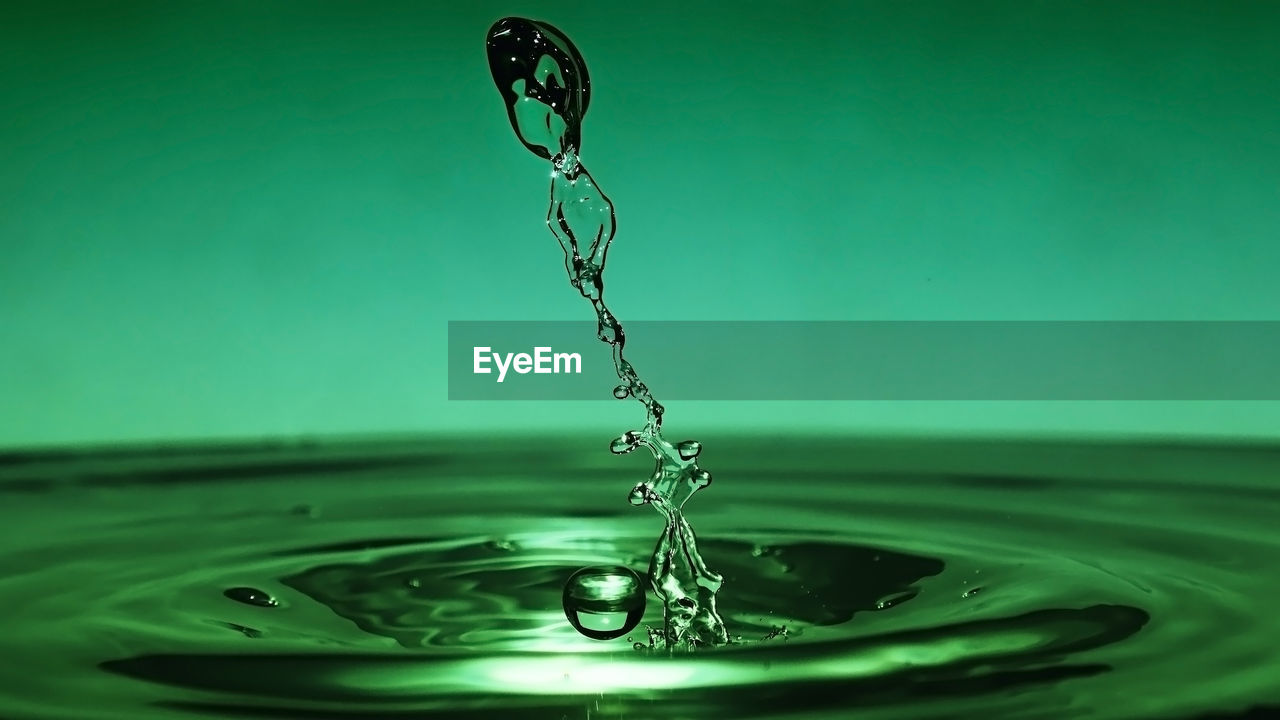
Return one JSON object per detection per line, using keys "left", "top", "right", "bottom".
{"left": 448, "top": 321, "right": 1280, "bottom": 400}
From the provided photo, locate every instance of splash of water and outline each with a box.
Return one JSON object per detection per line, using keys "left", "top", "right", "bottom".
{"left": 485, "top": 16, "right": 728, "bottom": 649}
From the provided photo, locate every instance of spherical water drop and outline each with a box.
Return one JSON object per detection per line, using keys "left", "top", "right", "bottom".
{"left": 691, "top": 469, "right": 713, "bottom": 488}
{"left": 676, "top": 440, "right": 702, "bottom": 460}
{"left": 563, "top": 565, "right": 646, "bottom": 640}
{"left": 223, "top": 587, "right": 279, "bottom": 608}
{"left": 610, "top": 433, "right": 638, "bottom": 454}
{"left": 612, "top": 384, "right": 630, "bottom": 399}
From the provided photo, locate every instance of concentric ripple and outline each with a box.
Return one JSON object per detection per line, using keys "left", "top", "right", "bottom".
{"left": 0, "top": 436, "right": 1277, "bottom": 719}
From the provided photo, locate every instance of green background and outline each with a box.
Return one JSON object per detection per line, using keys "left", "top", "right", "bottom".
{"left": 3, "top": 0, "right": 1278, "bottom": 449}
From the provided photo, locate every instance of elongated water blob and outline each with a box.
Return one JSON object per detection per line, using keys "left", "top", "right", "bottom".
{"left": 223, "top": 587, "right": 279, "bottom": 608}
{"left": 485, "top": 16, "right": 728, "bottom": 648}
{"left": 485, "top": 17, "right": 590, "bottom": 161}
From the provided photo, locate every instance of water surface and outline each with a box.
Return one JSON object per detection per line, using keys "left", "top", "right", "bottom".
{"left": 1, "top": 435, "right": 1277, "bottom": 719}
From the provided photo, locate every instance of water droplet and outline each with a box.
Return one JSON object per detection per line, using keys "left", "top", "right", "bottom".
{"left": 676, "top": 440, "right": 702, "bottom": 460}
{"left": 563, "top": 566, "right": 646, "bottom": 640}
{"left": 632, "top": 642, "right": 647, "bottom": 651}
{"left": 691, "top": 469, "right": 712, "bottom": 488}
{"left": 485, "top": 539, "right": 519, "bottom": 552}
{"left": 213, "top": 621, "right": 263, "bottom": 639}
{"left": 609, "top": 432, "right": 638, "bottom": 454}
{"left": 627, "top": 484, "right": 651, "bottom": 506}
{"left": 612, "top": 384, "right": 630, "bottom": 399}
{"left": 405, "top": 577, "right": 422, "bottom": 589}
{"left": 963, "top": 586, "right": 984, "bottom": 598}
{"left": 223, "top": 587, "right": 278, "bottom": 608}
{"left": 874, "top": 589, "right": 918, "bottom": 610}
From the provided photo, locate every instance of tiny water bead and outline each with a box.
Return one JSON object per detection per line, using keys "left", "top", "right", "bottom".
{"left": 222, "top": 587, "right": 278, "bottom": 608}
{"left": 562, "top": 566, "right": 646, "bottom": 641}
{"left": 609, "top": 432, "right": 639, "bottom": 455}
{"left": 874, "top": 589, "right": 919, "bottom": 611}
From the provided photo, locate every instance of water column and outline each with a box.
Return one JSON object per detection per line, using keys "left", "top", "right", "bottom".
{"left": 485, "top": 17, "right": 728, "bottom": 648}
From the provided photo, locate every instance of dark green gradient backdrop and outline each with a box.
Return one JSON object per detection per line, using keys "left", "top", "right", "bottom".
{"left": 3, "top": 0, "right": 1278, "bottom": 448}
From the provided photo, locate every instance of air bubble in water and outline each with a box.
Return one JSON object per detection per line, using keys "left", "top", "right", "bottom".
{"left": 562, "top": 565, "right": 646, "bottom": 640}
